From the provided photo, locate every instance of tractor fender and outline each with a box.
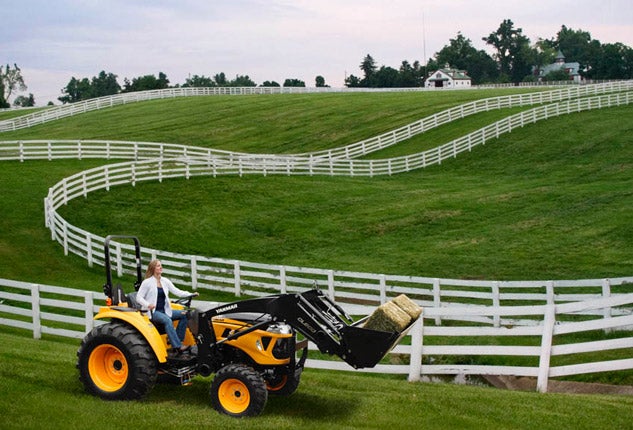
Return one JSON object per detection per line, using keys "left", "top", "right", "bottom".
{"left": 94, "top": 308, "right": 168, "bottom": 363}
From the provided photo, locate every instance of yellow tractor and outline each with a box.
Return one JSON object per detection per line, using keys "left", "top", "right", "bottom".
{"left": 77, "top": 236, "right": 417, "bottom": 417}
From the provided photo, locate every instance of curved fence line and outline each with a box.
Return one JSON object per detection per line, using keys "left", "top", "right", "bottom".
{"left": 3, "top": 83, "right": 633, "bottom": 386}
{"left": 5, "top": 91, "right": 630, "bottom": 178}
{"left": 2, "top": 89, "right": 632, "bottom": 168}
{"left": 1, "top": 81, "right": 631, "bottom": 136}
{"left": 37, "top": 91, "right": 633, "bottom": 312}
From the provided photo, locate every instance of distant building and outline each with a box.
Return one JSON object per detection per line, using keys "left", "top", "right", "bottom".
{"left": 536, "top": 50, "right": 582, "bottom": 83}
{"left": 425, "top": 67, "right": 472, "bottom": 89}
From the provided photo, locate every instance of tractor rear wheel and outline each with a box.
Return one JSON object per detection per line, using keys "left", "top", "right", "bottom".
{"left": 77, "top": 321, "right": 157, "bottom": 400}
{"left": 210, "top": 364, "right": 268, "bottom": 417}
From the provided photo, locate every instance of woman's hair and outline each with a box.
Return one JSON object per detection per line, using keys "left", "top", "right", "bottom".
{"left": 145, "top": 260, "right": 160, "bottom": 279}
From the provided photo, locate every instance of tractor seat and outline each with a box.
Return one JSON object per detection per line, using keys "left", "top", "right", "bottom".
{"left": 126, "top": 291, "right": 167, "bottom": 333}
{"left": 126, "top": 292, "right": 140, "bottom": 309}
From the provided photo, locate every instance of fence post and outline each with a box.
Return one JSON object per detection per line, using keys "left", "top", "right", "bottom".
{"left": 84, "top": 291, "right": 94, "bottom": 334}
{"left": 408, "top": 317, "right": 424, "bottom": 382}
{"left": 279, "top": 266, "right": 287, "bottom": 294}
{"left": 602, "top": 278, "right": 612, "bottom": 333}
{"left": 433, "top": 278, "right": 442, "bottom": 325}
{"left": 545, "top": 281, "right": 555, "bottom": 306}
{"left": 86, "top": 234, "right": 93, "bottom": 267}
{"left": 536, "top": 303, "right": 556, "bottom": 393}
{"left": 190, "top": 256, "right": 198, "bottom": 290}
{"left": 30, "top": 284, "right": 42, "bottom": 340}
{"left": 379, "top": 275, "right": 387, "bottom": 304}
{"left": 234, "top": 261, "right": 241, "bottom": 297}
{"left": 327, "top": 270, "right": 335, "bottom": 300}
{"left": 492, "top": 281, "right": 500, "bottom": 328}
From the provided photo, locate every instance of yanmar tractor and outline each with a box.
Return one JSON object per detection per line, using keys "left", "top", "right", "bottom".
{"left": 77, "top": 236, "right": 417, "bottom": 417}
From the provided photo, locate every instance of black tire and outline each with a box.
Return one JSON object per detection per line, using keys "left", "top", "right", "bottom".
{"left": 210, "top": 364, "right": 268, "bottom": 417}
{"left": 265, "top": 368, "right": 301, "bottom": 396}
{"left": 77, "top": 321, "right": 157, "bottom": 400}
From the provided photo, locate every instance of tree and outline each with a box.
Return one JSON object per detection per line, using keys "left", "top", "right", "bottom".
{"left": 230, "top": 75, "right": 257, "bottom": 86}
{"left": 483, "top": 19, "right": 534, "bottom": 82}
{"left": 590, "top": 42, "right": 633, "bottom": 79}
{"left": 183, "top": 74, "right": 216, "bottom": 87}
{"left": 372, "top": 66, "right": 400, "bottom": 87}
{"left": 435, "top": 33, "right": 498, "bottom": 84}
{"left": 1, "top": 63, "right": 27, "bottom": 107}
{"left": 214, "top": 73, "right": 227, "bottom": 86}
{"left": 13, "top": 93, "right": 35, "bottom": 107}
{"left": 359, "top": 54, "right": 377, "bottom": 82}
{"left": 398, "top": 60, "right": 425, "bottom": 87}
{"left": 283, "top": 78, "right": 305, "bottom": 87}
{"left": 58, "top": 76, "right": 92, "bottom": 104}
{"left": 123, "top": 72, "right": 169, "bottom": 92}
{"left": 261, "top": 80, "right": 280, "bottom": 87}
{"left": 532, "top": 38, "right": 557, "bottom": 78}
{"left": 90, "top": 71, "right": 120, "bottom": 97}
{"left": 344, "top": 74, "right": 362, "bottom": 87}
{"left": 59, "top": 71, "right": 120, "bottom": 103}
{"left": 315, "top": 75, "right": 327, "bottom": 87}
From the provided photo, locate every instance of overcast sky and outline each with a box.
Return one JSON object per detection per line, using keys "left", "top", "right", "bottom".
{"left": 3, "top": 0, "right": 632, "bottom": 105}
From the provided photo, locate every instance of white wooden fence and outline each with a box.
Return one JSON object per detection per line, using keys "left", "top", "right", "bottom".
{"left": 2, "top": 82, "right": 633, "bottom": 391}
{"left": 2, "top": 277, "right": 632, "bottom": 392}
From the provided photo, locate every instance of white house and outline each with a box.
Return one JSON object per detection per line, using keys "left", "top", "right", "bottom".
{"left": 425, "top": 68, "right": 471, "bottom": 89}
{"left": 536, "top": 50, "right": 582, "bottom": 83}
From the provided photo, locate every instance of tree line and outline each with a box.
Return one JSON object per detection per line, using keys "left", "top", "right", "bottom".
{"left": 346, "top": 21, "right": 633, "bottom": 87}
{"left": 2, "top": 20, "right": 632, "bottom": 107}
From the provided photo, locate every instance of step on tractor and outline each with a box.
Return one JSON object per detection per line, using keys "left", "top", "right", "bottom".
{"left": 77, "top": 236, "right": 418, "bottom": 417}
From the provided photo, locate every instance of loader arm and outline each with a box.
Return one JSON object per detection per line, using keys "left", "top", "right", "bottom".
{"left": 209, "top": 289, "right": 414, "bottom": 369}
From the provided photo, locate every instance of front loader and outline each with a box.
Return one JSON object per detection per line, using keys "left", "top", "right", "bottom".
{"left": 77, "top": 235, "right": 419, "bottom": 417}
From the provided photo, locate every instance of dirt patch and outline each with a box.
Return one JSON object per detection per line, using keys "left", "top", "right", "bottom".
{"left": 483, "top": 375, "right": 633, "bottom": 396}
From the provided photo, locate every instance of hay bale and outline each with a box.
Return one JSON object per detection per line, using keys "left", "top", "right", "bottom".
{"left": 363, "top": 301, "right": 411, "bottom": 333}
{"left": 391, "top": 294, "right": 422, "bottom": 320}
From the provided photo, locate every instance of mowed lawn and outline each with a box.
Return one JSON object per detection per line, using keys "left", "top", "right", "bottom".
{"left": 2, "top": 329, "right": 633, "bottom": 430}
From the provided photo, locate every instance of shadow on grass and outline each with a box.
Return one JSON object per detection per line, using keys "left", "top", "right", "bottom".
{"left": 148, "top": 378, "right": 357, "bottom": 419}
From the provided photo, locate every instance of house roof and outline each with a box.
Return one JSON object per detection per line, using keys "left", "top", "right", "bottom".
{"left": 427, "top": 68, "right": 471, "bottom": 81}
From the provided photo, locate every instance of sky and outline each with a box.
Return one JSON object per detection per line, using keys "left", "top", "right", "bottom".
{"left": 2, "top": 0, "right": 632, "bottom": 105}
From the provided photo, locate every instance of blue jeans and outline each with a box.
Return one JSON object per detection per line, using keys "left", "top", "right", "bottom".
{"left": 152, "top": 309, "right": 187, "bottom": 349}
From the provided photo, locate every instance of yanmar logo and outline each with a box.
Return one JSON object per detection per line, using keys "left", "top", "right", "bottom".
{"left": 215, "top": 304, "right": 238, "bottom": 314}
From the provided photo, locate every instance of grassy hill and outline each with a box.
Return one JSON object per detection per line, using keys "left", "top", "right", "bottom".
{"left": 2, "top": 90, "right": 631, "bottom": 285}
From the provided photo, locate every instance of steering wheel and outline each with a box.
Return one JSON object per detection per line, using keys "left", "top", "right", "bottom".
{"left": 175, "top": 293, "right": 198, "bottom": 308}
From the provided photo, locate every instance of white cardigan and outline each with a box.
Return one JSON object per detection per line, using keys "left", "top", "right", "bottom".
{"left": 136, "top": 276, "right": 189, "bottom": 317}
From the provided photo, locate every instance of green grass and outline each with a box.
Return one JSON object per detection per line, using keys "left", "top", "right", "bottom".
{"left": 48, "top": 105, "right": 633, "bottom": 280}
{"left": 2, "top": 329, "right": 633, "bottom": 430}
{"left": 0, "top": 91, "right": 632, "bottom": 285}
{"left": 2, "top": 90, "right": 540, "bottom": 153}
{"left": 1, "top": 89, "right": 633, "bottom": 413}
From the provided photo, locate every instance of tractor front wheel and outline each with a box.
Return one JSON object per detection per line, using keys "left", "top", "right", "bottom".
{"left": 210, "top": 364, "right": 268, "bottom": 417}
{"left": 77, "top": 321, "right": 157, "bottom": 400}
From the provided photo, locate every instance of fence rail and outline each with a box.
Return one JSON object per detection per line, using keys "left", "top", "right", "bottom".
{"left": 3, "top": 82, "right": 633, "bottom": 390}
{"left": 33, "top": 92, "right": 633, "bottom": 295}
{"left": 2, "top": 277, "right": 632, "bottom": 392}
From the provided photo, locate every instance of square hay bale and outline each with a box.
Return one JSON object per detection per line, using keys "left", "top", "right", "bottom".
{"left": 363, "top": 301, "right": 411, "bottom": 333}
{"left": 391, "top": 294, "right": 422, "bottom": 320}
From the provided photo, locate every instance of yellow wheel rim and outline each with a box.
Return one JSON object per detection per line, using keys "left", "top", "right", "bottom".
{"left": 88, "top": 344, "right": 129, "bottom": 392}
{"left": 218, "top": 378, "right": 251, "bottom": 414}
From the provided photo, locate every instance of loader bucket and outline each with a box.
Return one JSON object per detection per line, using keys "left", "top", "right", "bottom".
{"left": 338, "top": 319, "right": 416, "bottom": 369}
